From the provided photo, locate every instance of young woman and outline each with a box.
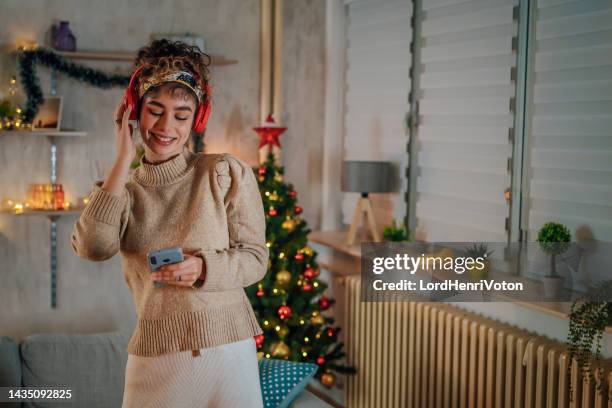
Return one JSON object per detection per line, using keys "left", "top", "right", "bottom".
{"left": 71, "top": 39, "right": 267, "bottom": 407}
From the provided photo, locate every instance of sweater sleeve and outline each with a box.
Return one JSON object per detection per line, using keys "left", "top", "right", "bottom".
{"left": 193, "top": 154, "right": 269, "bottom": 291}
{"left": 70, "top": 180, "right": 130, "bottom": 261}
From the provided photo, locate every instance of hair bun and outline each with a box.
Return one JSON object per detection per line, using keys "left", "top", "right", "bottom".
{"left": 134, "top": 39, "right": 211, "bottom": 93}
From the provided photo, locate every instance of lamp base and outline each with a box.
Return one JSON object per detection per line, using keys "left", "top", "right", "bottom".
{"left": 346, "top": 196, "right": 381, "bottom": 246}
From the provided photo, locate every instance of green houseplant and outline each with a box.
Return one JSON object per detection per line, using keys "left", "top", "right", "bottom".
{"left": 537, "top": 222, "right": 571, "bottom": 298}
{"left": 566, "top": 280, "right": 612, "bottom": 400}
{"left": 463, "top": 243, "right": 493, "bottom": 280}
{"left": 383, "top": 218, "right": 410, "bottom": 242}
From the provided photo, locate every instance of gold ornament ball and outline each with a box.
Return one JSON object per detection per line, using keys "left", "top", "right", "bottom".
{"left": 310, "top": 315, "right": 325, "bottom": 325}
{"left": 282, "top": 219, "right": 296, "bottom": 232}
{"left": 276, "top": 270, "right": 292, "bottom": 285}
{"left": 302, "top": 246, "right": 313, "bottom": 257}
{"left": 277, "top": 325, "right": 290, "bottom": 338}
{"left": 270, "top": 341, "right": 290, "bottom": 359}
{"left": 258, "top": 175, "right": 265, "bottom": 182}
{"left": 320, "top": 371, "right": 336, "bottom": 388}
{"left": 269, "top": 192, "right": 279, "bottom": 201}
{"left": 274, "top": 174, "right": 283, "bottom": 182}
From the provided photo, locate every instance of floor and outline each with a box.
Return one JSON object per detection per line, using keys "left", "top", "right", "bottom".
{"left": 291, "top": 379, "right": 345, "bottom": 407}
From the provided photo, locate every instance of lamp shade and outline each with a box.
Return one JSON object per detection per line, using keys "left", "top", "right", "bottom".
{"left": 341, "top": 160, "right": 394, "bottom": 193}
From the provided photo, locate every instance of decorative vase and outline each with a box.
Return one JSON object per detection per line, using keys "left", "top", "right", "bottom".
{"left": 541, "top": 275, "right": 564, "bottom": 299}
{"left": 52, "top": 21, "right": 76, "bottom": 51}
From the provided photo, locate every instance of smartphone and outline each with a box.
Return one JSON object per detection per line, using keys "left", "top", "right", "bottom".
{"left": 147, "top": 246, "right": 184, "bottom": 288}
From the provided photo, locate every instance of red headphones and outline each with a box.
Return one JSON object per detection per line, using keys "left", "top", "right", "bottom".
{"left": 124, "top": 65, "right": 212, "bottom": 133}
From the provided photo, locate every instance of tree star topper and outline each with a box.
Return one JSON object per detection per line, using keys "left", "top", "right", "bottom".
{"left": 254, "top": 114, "right": 287, "bottom": 153}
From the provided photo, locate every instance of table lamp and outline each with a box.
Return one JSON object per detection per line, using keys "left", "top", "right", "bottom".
{"left": 341, "top": 160, "right": 394, "bottom": 245}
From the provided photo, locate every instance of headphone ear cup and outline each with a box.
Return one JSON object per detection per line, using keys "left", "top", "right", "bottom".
{"left": 125, "top": 66, "right": 144, "bottom": 121}
{"left": 192, "top": 100, "right": 212, "bottom": 133}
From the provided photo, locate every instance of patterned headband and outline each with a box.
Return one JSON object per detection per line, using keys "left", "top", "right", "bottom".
{"left": 137, "top": 68, "right": 204, "bottom": 102}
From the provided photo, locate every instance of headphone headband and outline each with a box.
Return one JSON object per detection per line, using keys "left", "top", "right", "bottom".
{"left": 125, "top": 65, "right": 212, "bottom": 133}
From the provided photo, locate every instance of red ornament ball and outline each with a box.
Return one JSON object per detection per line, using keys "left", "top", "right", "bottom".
{"left": 278, "top": 305, "right": 293, "bottom": 320}
{"left": 304, "top": 267, "right": 315, "bottom": 279}
{"left": 294, "top": 252, "right": 304, "bottom": 261}
{"left": 326, "top": 328, "right": 335, "bottom": 337}
{"left": 316, "top": 356, "right": 326, "bottom": 365}
{"left": 258, "top": 167, "right": 266, "bottom": 176}
{"left": 256, "top": 288, "right": 265, "bottom": 297}
{"left": 268, "top": 208, "right": 277, "bottom": 217}
{"left": 302, "top": 282, "right": 312, "bottom": 292}
{"left": 289, "top": 190, "right": 297, "bottom": 199}
{"left": 319, "top": 296, "right": 330, "bottom": 310}
{"left": 294, "top": 205, "right": 303, "bottom": 215}
{"left": 254, "top": 334, "right": 265, "bottom": 349}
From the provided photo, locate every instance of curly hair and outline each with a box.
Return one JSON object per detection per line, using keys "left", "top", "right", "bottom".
{"left": 134, "top": 39, "right": 211, "bottom": 102}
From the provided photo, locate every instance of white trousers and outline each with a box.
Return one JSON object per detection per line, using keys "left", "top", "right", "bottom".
{"left": 122, "top": 337, "right": 263, "bottom": 408}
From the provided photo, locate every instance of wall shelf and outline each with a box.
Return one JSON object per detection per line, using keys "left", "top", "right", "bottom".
{"left": 0, "top": 130, "right": 88, "bottom": 138}
{"left": 55, "top": 49, "right": 238, "bottom": 66}
{"left": 1, "top": 126, "right": 86, "bottom": 309}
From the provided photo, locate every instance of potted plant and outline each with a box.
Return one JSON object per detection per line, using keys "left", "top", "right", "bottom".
{"left": 566, "top": 280, "right": 612, "bottom": 400}
{"left": 383, "top": 218, "right": 410, "bottom": 242}
{"left": 537, "top": 222, "right": 571, "bottom": 298}
{"left": 463, "top": 243, "right": 493, "bottom": 280}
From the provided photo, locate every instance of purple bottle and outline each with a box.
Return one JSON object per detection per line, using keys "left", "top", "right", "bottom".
{"left": 52, "top": 21, "right": 76, "bottom": 51}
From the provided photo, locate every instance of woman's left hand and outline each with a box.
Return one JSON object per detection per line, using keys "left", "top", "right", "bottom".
{"left": 151, "top": 254, "right": 204, "bottom": 287}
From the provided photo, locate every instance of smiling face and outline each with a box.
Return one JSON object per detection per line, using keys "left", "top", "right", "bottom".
{"left": 138, "top": 82, "right": 197, "bottom": 164}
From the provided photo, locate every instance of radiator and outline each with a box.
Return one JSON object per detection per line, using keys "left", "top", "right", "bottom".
{"left": 345, "top": 276, "right": 612, "bottom": 408}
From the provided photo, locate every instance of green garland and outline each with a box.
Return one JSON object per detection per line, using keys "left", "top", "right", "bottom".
{"left": 17, "top": 48, "right": 130, "bottom": 122}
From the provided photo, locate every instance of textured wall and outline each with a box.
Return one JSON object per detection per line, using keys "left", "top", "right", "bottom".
{"left": 0, "top": 0, "right": 267, "bottom": 341}
{"left": 281, "top": 0, "right": 326, "bottom": 230}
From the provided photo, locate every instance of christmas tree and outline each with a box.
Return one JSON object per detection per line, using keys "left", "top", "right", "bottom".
{"left": 246, "top": 115, "right": 355, "bottom": 387}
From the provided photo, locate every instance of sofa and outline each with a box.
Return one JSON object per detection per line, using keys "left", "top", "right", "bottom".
{"left": 0, "top": 332, "right": 334, "bottom": 407}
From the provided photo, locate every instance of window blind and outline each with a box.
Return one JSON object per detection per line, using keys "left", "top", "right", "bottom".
{"left": 524, "top": 0, "right": 612, "bottom": 242}
{"left": 341, "top": 0, "right": 412, "bottom": 229}
{"left": 413, "top": 0, "right": 519, "bottom": 242}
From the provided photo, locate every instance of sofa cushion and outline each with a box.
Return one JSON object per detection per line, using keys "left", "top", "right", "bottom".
{"left": 20, "top": 331, "right": 129, "bottom": 408}
{"left": 258, "top": 359, "right": 318, "bottom": 408}
{"left": 0, "top": 336, "right": 22, "bottom": 390}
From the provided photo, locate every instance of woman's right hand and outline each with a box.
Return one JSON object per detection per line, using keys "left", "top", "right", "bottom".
{"left": 114, "top": 97, "right": 137, "bottom": 166}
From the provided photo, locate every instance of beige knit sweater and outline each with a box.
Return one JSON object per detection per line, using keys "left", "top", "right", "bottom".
{"left": 70, "top": 148, "right": 268, "bottom": 356}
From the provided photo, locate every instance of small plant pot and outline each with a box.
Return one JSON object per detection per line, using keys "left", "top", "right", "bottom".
{"left": 466, "top": 259, "right": 490, "bottom": 281}
{"left": 541, "top": 275, "right": 564, "bottom": 299}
